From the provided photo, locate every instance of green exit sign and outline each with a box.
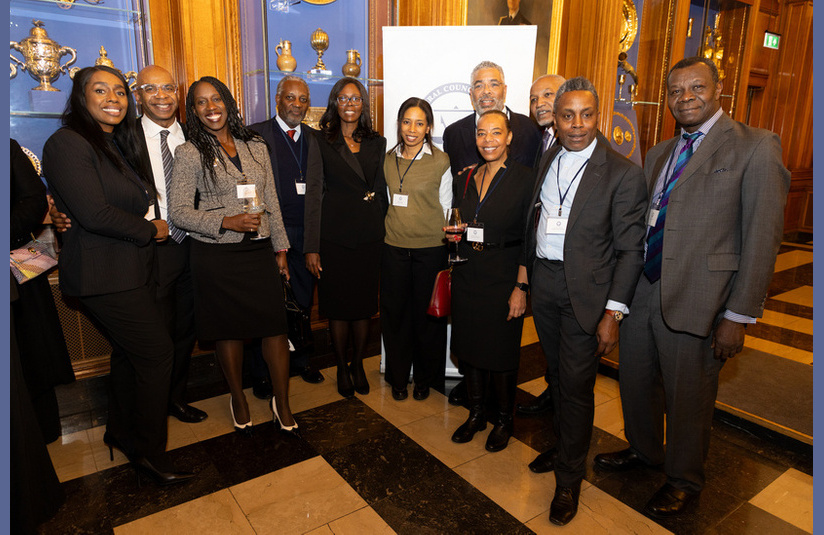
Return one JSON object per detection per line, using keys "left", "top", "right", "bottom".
{"left": 764, "top": 32, "right": 780, "bottom": 50}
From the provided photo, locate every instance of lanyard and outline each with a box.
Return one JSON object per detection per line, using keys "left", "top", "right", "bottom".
{"left": 555, "top": 154, "right": 589, "bottom": 216}
{"left": 394, "top": 145, "right": 424, "bottom": 193}
{"left": 278, "top": 126, "right": 305, "bottom": 181}
{"left": 463, "top": 164, "right": 508, "bottom": 223}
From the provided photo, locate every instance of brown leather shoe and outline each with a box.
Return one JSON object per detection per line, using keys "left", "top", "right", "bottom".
{"left": 549, "top": 484, "right": 580, "bottom": 526}
{"left": 594, "top": 448, "right": 650, "bottom": 471}
{"left": 643, "top": 483, "right": 698, "bottom": 518}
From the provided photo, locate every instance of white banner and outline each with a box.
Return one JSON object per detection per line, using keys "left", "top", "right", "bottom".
{"left": 382, "top": 26, "right": 538, "bottom": 150}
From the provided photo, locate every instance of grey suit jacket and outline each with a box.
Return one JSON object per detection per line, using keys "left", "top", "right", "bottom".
{"left": 168, "top": 137, "right": 289, "bottom": 252}
{"left": 644, "top": 113, "right": 791, "bottom": 337}
{"left": 525, "top": 134, "right": 648, "bottom": 335}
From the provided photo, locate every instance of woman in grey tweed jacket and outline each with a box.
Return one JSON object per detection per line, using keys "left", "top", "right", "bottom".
{"left": 168, "top": 76, "right": 300, "bottom": 438}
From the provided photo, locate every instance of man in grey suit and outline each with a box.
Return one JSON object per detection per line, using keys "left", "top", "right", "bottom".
{"left": 524, "top": 77, "right": 648, "bottom": 526}
{"left": 594, "top": 57, "right": 791, "bottom": 518}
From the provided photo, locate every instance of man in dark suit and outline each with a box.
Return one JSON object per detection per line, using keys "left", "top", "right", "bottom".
{"left": 524, "top": 77, "right": 648, "bottom": 526}
{"left": 442, "top": 60, "right": 541, "bottom": 406}
{"left": 49, "top": 65, "right": 208, "bottom": 424}
{"left": 594, "top": 57, "right": 791, "bottom": 518}
{"left": 516, "top": 72, "right": 566, "bottom": 418}
{"left": 249, "top": 75, "right": 325, "bottom": 388}
{"left": 498, "top": 0, "right": 531, "bottom": 24}
{"left": 442, "top": 60, "right": 541, "bottom": 178}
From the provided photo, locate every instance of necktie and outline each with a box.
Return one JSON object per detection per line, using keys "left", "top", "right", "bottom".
{"left": 643, "top": 131, "right": 703, "bottom": 283}
{"left": 541, "top": 128, "right": 553, "bottom": 154}
{"left": 160, "top": 130, "right": 186, "bottom": 243}
{"left": 287, "top": 129, "right": 296, "bottom": 140}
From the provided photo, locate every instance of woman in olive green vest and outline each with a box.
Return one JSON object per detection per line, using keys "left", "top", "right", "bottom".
{"left": 381, "top": 98, "right": 452, "bottom": 401}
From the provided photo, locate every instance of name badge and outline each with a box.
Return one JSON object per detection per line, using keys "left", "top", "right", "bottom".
{"left": 647, "top": 208, "right": 660, "bottom": 227}
{"left": 545, "top": 217, "right": 568, "bottom": 235}
{"left": 296, "top": 182, "right": 306, "bottom": 195}
{"left": 236, "top": 183, "right": 256, "bottom": 199}
{"left": 392, "top": 193, "right": 409, "bottom": 207}
{"left": 466, "top": 223, "right": 484, "bottom": 243}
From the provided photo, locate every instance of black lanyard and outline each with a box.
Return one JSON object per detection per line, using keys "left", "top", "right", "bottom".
{"left": 463, "top": 164, "right": 508, "bottom": 223}
{"left": 394, "top": 145, "right": 424, "bottom": 193}
{"left": 279, "top": 126, "right": 305, "bottom": 181}
{"left": 555, "top": 154, "right": 589, "bottom": 216}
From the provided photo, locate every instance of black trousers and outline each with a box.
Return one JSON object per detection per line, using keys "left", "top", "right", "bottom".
{"left": 531, "top": 259, "right": 599, "bottom": 488}
{"left": 81, "top": 284, "right": 173, "bottom": 464}
{"left": 380, "top": 244, "right": 448, "bottom": 391}
{"left": 155, "top": 238, "right": 196, "bottom": 406}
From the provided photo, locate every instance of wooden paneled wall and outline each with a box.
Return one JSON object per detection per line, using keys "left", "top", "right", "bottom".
{"left": 146, "top": 0, "right": 243, "bottom": 120}
{"left": 396, "top": 0, "right": 466, "bottom": 26}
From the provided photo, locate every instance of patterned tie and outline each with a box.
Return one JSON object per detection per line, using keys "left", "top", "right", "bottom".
{"left": 541, "top": 128, "right": 553, "bottom": 154}
{"left": 160, "top": 130, "right": 186, "bottom": 243}
{"left": 287, "top": 129, "right": 296, "bottom": 140}
{"left": 643, "top": 131, "right": 703, "bottom": 283}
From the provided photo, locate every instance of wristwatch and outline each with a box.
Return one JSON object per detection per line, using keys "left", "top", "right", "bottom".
{"left": 605, "top": 309, "right": 624, "bottom": 323}
{"left": 514, "top": 282, "right": 530, "bottom": 293}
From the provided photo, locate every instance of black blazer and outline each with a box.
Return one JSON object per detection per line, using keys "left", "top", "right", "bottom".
{"left": 304, "top": 131, "right": 387, "bottom": 251}
{"left": 524, "top": 134, "right": 648, "bottom": 334}
{"left": 442, "top": 107, "right": 541, "bottom": 177}
{"left": 42, "top": 128, "right": 157, "bottom": 297}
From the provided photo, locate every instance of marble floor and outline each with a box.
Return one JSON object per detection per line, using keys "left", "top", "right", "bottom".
{"left": 40, "top": 240, "right": 813, "bottom": 534}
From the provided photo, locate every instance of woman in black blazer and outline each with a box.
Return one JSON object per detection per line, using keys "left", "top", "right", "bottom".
{"left": 304, "top": 78, "right": 387, "bottom": 398}
{"left": 42, "top": 66, "right": 193, "bottom": 486}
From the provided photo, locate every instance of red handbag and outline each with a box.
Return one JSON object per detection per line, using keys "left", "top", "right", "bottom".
{"left": 426, "top": 268, "right": 452, "bottom": 318}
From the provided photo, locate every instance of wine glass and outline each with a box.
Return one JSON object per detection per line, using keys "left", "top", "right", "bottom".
{"left": 445, "top": 208, "right": 468, "bottom": 265}
{"left": 245, "top": 193, "right": 268, "bottom": 240}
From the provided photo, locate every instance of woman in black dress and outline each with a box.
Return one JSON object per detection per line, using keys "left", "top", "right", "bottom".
{"left": 304, "top": 78, "right": 387, "bottom": 399}
{"left": 168, "top": 77, "right": 298, "bottom": 437}
{"left": 42, "top": 66, "right": 192, "bottom": 486}
{"left": 449, "top": 110, "right": 534, "bottom": 452}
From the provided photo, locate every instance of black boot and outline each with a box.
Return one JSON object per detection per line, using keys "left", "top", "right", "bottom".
{"left": 485, "top": 371, "right": 517, "bottom": 452}
{"left": 451, "top": 364, "right": 487, "bottom": 443}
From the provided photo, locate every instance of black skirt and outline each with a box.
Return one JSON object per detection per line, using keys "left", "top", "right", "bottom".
{"left": 317, "top": 238, "right": 381, "bottom": 320}
{"left": 190, "top": 234, "right": 287, "bottom": 341}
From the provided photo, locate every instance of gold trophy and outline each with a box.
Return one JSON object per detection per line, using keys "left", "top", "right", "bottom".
{"left": 309, "top": 28, "right": 331, "bottom": 75}
{"left": 10, "top": 20, "right": 77, "bottom": 91}
{"left": 69, "top": 46, "right": 138, "bottom": 91}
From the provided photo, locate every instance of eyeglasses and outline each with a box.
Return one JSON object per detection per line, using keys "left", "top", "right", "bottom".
{"left": 336, "top": 95, "right": 363, "bottom": 105}
{"left": 138, "top": 83, "right": 177, "bottom": 95}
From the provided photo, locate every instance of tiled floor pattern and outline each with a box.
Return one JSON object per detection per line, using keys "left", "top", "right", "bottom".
{"left": 41, "top": 244, "right": 813, "bottom": 534}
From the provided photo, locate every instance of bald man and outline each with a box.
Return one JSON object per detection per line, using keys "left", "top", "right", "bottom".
{"left": 529, "top": 74, "right": 565, "bottom": 166}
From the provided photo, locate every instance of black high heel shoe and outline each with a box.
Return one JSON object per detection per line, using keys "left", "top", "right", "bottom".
{"left": 270, "top": 397, "right": 301, "bottom": 438}
{"left": 103, "top": 432, "right": 128, "bottom": 462}
{"left": 337, "top": 366, "right": 355, "bottom": 399}
{"left": 230, "top": 398, "right": 253, "bottom": 436}
{"left": 132, "top": 456, "right": 195, "bottom": 487}
{"left": 350, "top": 363, "right": 370, "bottom": 395}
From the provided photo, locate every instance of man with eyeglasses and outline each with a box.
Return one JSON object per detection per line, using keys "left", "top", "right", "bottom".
{"left": 248, "top": 75, "right": 325, "bottom": 391}
{"left": 49, "top": 65, "right": 207, "bottom": 424}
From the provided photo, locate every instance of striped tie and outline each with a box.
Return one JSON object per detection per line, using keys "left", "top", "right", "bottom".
{"left": 643, "top": 131, "right": 702, "bottom": 283}
{"left": 160, "top": 130, "right": 186, "bottom": 243}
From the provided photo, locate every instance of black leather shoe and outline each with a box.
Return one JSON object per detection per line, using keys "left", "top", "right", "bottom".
{"left": 485, "top": 416, "right": 513, "bottom": 452}
{"left": 252, "top": 377, "right": 272, "bottom": 400}
{"left": 448, "top": 379, "right": 467, "bottom": 406}
{"left": 392, "top": 386, "right": 408, "bottom": 400}
{"left": 296, "top": 366, "right": 324, "bottom": 384}
{"left": 451, "top": 410, "right": 487, "bottom": 443}
{"left": 132, "top": 457, "right": 195, "bottom": 487}
{"left": 594, "top": 448, "right": 650, "bottom": 471}
{"left": 516, "top": 387, "right": 552, "bottom": 416}
{"left": 350, "top": 364, "right": 370, "bottom": 395}
{"left": 643, "top": 484, "right": 698, "bottom": 518}
{"left": 549, "top": 484, "right": 580, "bottom": 526}
{"left": 169, "top": 402, "right": 208, "bottom": 423}
{"left": 528, "top": 448, "right": 558, "bottom": 473}
{"left": 412, "top": 385, "right": 430, "bottom": 401}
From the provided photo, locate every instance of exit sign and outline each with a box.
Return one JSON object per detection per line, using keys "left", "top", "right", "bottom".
{"left": 764, "top": 32, "right": 780, "bottom": 49}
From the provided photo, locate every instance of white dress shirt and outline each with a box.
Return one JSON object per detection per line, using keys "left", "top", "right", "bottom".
{"left": 142, "top": 115, "right": 185, "bottom": 221}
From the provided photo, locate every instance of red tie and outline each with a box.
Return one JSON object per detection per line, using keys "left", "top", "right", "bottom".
{"left": 287, "top": 129, "right": 296, "bottom": 140}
